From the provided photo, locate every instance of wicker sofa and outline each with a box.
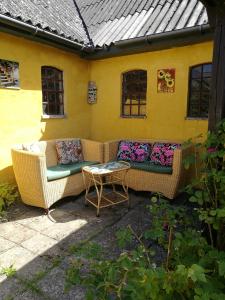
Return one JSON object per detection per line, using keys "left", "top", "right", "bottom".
{"left": 104, "top": 140, "right": 191, "bottom": 199}
{"left": 11, "top": 138, "right": 104, "bottom": 211}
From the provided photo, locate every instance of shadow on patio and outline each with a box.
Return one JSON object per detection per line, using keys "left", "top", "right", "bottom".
{"left": 0, "top": 190, "right": 153, "bottom": 300}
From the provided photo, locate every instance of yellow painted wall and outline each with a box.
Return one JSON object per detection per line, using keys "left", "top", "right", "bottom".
{"left": 0, "top": 32, "right": 213, "bottom": 183}
{"left": 90, "top": 42, "right": 213, "bottom": 142}
{"left": 0, "top": 32, "right": 91, "bottom": 182}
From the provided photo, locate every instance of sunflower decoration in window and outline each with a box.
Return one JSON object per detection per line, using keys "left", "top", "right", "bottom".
{"left": 157, "top": 69, "right": 175, "bottom": 93}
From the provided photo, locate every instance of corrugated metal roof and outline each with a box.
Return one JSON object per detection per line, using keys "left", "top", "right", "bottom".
{"left": 0, "top": 0, "right": 209, "bottom": 48}
{"left": 0, "top": 0, "right": 89, "bottom": 44}
{"left": 77, "top": 0, "right": 209, "bottom": 47}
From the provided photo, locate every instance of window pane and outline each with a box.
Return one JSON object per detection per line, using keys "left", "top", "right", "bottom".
{"left": 41, "top": 67, "right": 64, "bottom": 116}
{"left": 187, "top": 63, "right": 212, "bottom": 118}
{"left": 200, "top": 94, "right": 210, "bottom": 117}
{"left": 123, "top": 97, "right": 129, "bottom": 104}
{"left": 42, "top": 80, "right": 47, "bottom": 89}
{"left": 123, "top": 105, "right": 130, "bottom": 116}
{"left": 48, "top": 81, "right": 55, "bottom": 90}
{"left": 140, "top": 105, "right": 146, "bottom": 116}
{"left": 191, "top": 66, "right": 202, "bottom": 79}
{"left": 191, "top": 79, "right": 201, "bottom": 91}
{"left": 56, "top": 81, "right": 63, "bottom": 91}
{"left": 122, "top": 70, "right": 147, "bottom": 117}
{"left": 58, "top": 93, "right": 64, "bottom": 105}
{"left": 131, "top": 105, "right": 139, "bottom": 116}
{"left": 203, "top": 64, "right": 212, "bottom": 77}
{"left": 189, "top": 92, "right": 200, "bottom": 117}
{"left": 202, "top": 78, "right": 211, "bottom": 92}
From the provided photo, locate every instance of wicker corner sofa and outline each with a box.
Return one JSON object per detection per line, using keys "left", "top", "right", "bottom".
{"left": 104, "top": 139, "right": 192, "bottom": 199}
{"left": 11, "top": 138, "right": 104, "bottom": 211}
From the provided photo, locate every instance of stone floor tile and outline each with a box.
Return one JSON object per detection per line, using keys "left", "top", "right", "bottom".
{"left": 17, "top": 209, "right": 74, "bottom": 232}
{"left": 16, "top": 255, "right": 52, "bottom": 279}
{"left": 43, "top": 218, "right": 88, "bottom": 241}
{"left": 0, "top": 246, "right": 35, "bottom": 270}
{"left": 0, "top": 275, "right": 23, "bottom": 300}
{"left": 38, "top": 267, "right": 85, "bottom": 300}
{"left": 13, "top": 290, "right": 48, "bottom": 300}
{"left": 21, "top": 233, "right": 60, "bottom": 256}
{"left": 0, "top": 237, "right": 17, "bottom": 253}
{"left": 7, "top": 204, "right": 42, "bottom": 222}
{"left": 0, "top": 222, "right": 37, "bottom": 244}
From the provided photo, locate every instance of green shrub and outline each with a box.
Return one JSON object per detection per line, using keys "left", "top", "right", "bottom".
{"left": 0, "top": 183, "right": 19, "bottom": 217}
{"left": 183, "top": 119, "right": 225, "bottom": 250}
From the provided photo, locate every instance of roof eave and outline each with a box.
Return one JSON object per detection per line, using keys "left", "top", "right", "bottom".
{"left": 0, "top": 13, "right": 93, "bottom": 54}
{"left": 82, "top": 24, "right": 213, "bottom": 60}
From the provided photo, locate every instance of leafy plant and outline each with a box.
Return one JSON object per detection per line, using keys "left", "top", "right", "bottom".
{"left": 0, "top": 265, "right": 16, "bottom": 277}
{"left": 116, "top": 227, "right": 133, "bottom": 248}
{"left": 65, "top": 260, "right": 82, "bottom": 292}
{"left": 0, "top": 183, "right": 19, "bottom": 218}
{"left": 70, "top": 242, "right": 104, "bottom": 260}
{"left": 63, "top": 121, "right": 225, "bottom": 298}
{"left": 183, "top": 119, "right": 225, "bottom": 250}
{"left": 63, "top": 196, "right": 225, "bottom": 299}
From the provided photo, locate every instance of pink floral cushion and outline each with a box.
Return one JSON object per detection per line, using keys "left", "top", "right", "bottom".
{"left": 56, "top": 139, "right": 83, "bottom": 165}
{"left": 117, "top": 141, "right": 151, "bottom": 162}
{"left": 150, "top": 143, "right": 180, "bottom": 166}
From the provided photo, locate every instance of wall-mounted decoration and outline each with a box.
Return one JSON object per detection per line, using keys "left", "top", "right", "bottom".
{"left": 157, "top": 69, "right": 175, "bottom": 93}
{"left": 88, "top": 81, "right": 97, "bottom": 104}
{"left": 0, "top": 59, "right": 20, "bottom": 88}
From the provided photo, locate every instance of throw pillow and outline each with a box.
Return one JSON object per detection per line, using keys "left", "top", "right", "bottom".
{"left": 117, "top": 141, "right": 151, "bottom": 162}
{"left": 22, "top": 142, "right": 40, "bottom": 153}
{"left": 150, "top": 143, "right": 180, "bottom": 166}
{"left": 56, "top": 139, "right": 83, "bottom": 165}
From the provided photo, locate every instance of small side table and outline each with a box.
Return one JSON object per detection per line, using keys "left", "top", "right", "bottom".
{"left": 82, "top": 161, "right": 130, "bottom": 216}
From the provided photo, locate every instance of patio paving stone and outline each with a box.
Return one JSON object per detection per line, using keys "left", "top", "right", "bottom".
{"left": 0, "top": 237, "right": 17, "bottom": 253}
{"left": 0, "top": 246, "right": 35, "bottom": 270}
{"left": 16, "top": 209, "right": 72, "bottom": 232}
{"left": 42, "top": 218, "right": 88, "bottom": 241}
{"left": 16, "top": 255, "right": 53, "bottom": 280}
{"left": 0, "top": 222, "right": 37, "bottom": 244}
{"left": 21, "top": 233, "right": 60, "bottom": 256}
{"left": 38, "top": 267, "right": 86, "bottom": 300}
{"left": 0, "top": 190, "right": 158, "bottom": 300}
{"left": 0, "top": 274, "right": 24, "bottom": 300}
{"left": 13, "top": 290, "right": 49, "bottom": 300}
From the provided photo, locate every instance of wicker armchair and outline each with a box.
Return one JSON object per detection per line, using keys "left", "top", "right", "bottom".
{"left": 104, "top": 139, "right": 192, "bottom": 199}
{"left": 12, "top": 139, "right": 104, "bottom": 210}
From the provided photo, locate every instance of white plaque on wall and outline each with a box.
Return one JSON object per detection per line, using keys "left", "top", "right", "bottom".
{"left": 88, "top": 81, "right": 97, "bottom": 104}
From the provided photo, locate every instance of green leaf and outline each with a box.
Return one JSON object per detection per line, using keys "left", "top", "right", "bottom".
{"left": 0, "top": 265, "right": 16, "bottom": 278}
{"left": 217, "top": 209, "right": 225, "bottom": 218}
{"left": 151, "top": 196, "right": 158, "bottom": 203}
{"left": 218, "top": 261, "right": 225, "bottom": 277}
{"left": 209, "top": 210, "right": 217, "bottom": 217}
{"left": 188, "top": 264, "right": 207, "bottom": 283}
{"left": 116, "top": 227, "right": 133, "bottom": 248}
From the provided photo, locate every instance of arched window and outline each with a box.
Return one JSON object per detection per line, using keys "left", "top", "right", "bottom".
{"left": 41, "top": 66, "right": 64, "bottom": 116}
{"left": 187, "top": 63, "right": 212, "bottom": 118}
{"left": 122, "top": 70, "right": 147, "bottom": 117}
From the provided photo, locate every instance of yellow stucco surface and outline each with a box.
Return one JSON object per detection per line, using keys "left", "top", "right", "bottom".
{"left": 0, "top": 33, "right": 91, "bottom": 182}
{"left": 90, "top": 42, "right": 212, "bottom": 142}
{"left": 0, "top": 31, "right": 213, "bottom": 182}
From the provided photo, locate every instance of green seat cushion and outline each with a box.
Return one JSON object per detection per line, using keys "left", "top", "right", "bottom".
{"left": 129, "top": 161, "right": 172, "bottom": 174}
{"left": 47, "top": 161, "right": 99, "bottom": 181}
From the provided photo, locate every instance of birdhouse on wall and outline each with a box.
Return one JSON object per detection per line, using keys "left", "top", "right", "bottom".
{"left": 88, "top": 81, "right": 97, "bottom": 104}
